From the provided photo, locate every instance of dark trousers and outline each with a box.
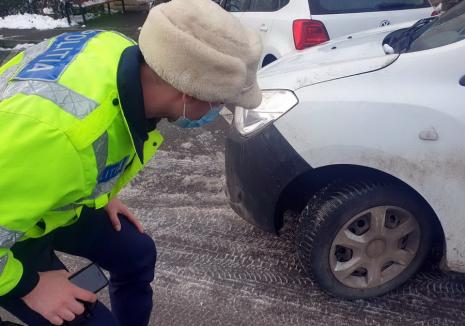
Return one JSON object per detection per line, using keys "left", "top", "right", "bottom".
{"left": 0, "top": 208, "right": 157, "bottom": 326}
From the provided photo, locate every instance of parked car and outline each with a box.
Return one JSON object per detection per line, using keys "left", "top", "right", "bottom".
{"left": 225, "top": 2, "right": 465, "bottom": 299}
{"left": 219, "top": 0, "right": 436, "bottom": 66}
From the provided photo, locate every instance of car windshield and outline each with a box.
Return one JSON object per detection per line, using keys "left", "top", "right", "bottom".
{"left": 383, "top": 2, "right": 465, "bottom": 53}
{"left": 308, "top": 0, "right": 430, "bottom": 15}
{"left": 408, "top": 2, "right": 465, "bottom": 52}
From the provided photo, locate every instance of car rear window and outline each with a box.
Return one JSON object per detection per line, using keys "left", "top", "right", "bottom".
{"left": 223, "top": 0, "right": 290, "bottom": 12}
{"left": 309, "top": 0, "right": 431, "bottom": 15}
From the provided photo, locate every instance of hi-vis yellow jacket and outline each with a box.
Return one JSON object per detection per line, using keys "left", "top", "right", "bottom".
{"left": 0, "top": 30, "right": 163, "bottom": 295}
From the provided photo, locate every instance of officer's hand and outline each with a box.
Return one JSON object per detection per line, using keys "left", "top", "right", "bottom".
{"left": 104, "top": 197, "right": 144, "bottom": 233}
{"left": 21, "top": 270, "right": 97, "bottom": 325}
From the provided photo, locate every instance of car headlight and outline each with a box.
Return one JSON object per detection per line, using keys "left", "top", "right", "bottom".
{"left": 234, "top": 90, "right": 298, "bottom": 136}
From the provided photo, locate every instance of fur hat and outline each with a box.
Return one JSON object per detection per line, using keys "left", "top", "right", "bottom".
{"left": 138, "top": 0, "right": 262, "bottom": 109}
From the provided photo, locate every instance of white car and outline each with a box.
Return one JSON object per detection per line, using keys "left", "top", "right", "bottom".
{"left": 225, "top": 3, "right": 465, "bottom": 299}
{"left": 220, "top": 0, "right": 435, "bottom": 66}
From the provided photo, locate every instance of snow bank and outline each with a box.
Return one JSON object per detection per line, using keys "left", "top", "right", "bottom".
{"left": 0, "top": 14, "right": 74, "bottom": 30}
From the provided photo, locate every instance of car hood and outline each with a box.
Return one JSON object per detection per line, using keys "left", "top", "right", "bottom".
{"left": 257, "top": 23, "right": 412, "bottom": 91}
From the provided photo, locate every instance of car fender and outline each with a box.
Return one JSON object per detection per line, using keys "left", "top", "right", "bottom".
{"left": 274, "top": 66, "right": 465, "bottom": 273}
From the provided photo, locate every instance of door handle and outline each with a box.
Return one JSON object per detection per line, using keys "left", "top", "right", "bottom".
{"left": 259, "top": 24, "right": 268, "bottom": 32}
{"left": 460, "top": 75, "right": 465, "bottom": 86}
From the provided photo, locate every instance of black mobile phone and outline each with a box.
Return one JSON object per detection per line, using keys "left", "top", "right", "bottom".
{"left": 69, "top": 263, "right": 108, "bottom": 294}
{"left": 58, "top": 264, "right": 108, "bottom": 326}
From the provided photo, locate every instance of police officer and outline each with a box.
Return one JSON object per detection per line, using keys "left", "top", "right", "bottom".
{"left": 0, "top": 0, "right": 262, "bottom": 324}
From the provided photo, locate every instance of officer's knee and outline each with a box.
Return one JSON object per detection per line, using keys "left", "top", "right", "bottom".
{"left": 109, "top": 233, "right": 156, "bottom": 283}
{"left": 141, "top": 234, "right": 157, "bottom": 268}
{"left": 127, "top": 233, "right": 157, "bottom": 272}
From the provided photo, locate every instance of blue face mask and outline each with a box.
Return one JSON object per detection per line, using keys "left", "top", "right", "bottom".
{"left": 171, "top": 101, "right": 221, "bottom": 129}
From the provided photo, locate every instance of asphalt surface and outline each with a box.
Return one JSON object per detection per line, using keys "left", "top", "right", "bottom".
{"left": 1, "top": 44, "right": 465, "bottom": 326}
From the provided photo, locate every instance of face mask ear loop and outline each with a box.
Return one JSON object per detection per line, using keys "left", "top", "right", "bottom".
{"left": 182, "top": 94, "right": 188, "bottom": 119}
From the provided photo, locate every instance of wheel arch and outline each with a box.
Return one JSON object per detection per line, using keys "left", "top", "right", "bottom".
{"left": 274, "top": 164, "right": 445, "bottom": 251}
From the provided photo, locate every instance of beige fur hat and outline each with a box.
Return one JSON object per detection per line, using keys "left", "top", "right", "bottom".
{"left": 138, "top": 0, "right": 262, "bottom": 109}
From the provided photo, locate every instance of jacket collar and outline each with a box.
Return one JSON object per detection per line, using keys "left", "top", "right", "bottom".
{"left": 117, "top": 45, "right": 159, "bottom": 162}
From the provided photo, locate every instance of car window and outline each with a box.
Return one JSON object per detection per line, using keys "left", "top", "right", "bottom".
{"left": 249, "top": 0, "right": 279, "bottom": 11}
{"left": 409, "top": 1, "right": 465, "bottom": 51}
{"left": 280, "top": 0, "right": 290, "bottom": 8}
{"left": 224, "top": 0, "right": 250, "bottom": 12}
{"left": 308, "top": 0, "right": 430, "bottom": 14}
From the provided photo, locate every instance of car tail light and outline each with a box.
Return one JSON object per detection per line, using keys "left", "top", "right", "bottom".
{"left": 293, "top": 19, "right": 329, "bottom": 50}
{"left": 431, "top": 10, "right": 440, "bottom": 16}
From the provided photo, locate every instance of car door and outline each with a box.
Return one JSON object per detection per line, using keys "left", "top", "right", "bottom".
{"left": 240, "top": 0, "right": 280, "bottom": 46}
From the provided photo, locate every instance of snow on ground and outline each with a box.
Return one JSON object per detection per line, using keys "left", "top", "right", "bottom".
{"left": 42, "top": 7, "right": 54, "bottom": 15}
{"left": 0, "top": 43, "right": 34, "bottom": 51}
{"left": 0, "top": 14, "right": 75, "bottom": 30}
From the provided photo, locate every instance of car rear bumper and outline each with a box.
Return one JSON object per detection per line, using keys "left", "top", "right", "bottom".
{"left": 225, "top": 124, "right": 311, "bottom": 233}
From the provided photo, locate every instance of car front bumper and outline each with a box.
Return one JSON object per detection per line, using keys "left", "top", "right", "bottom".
{"left": 225, "top": 123, "right": 311, "bottom": 233}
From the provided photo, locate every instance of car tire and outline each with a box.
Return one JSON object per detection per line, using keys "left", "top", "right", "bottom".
{"left": 296, "top": 181, "right": 434, "bottom": 299}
